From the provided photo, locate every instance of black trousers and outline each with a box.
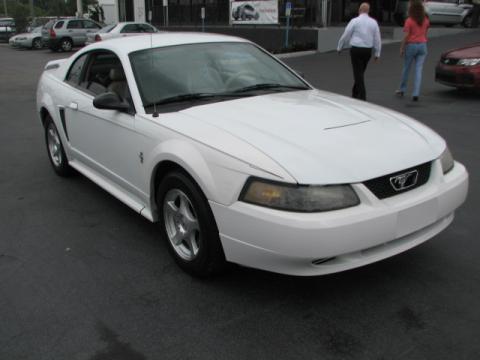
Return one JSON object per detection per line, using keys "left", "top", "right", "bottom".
{"left": 350, "top": 46, "right": 372, "bottom": 101}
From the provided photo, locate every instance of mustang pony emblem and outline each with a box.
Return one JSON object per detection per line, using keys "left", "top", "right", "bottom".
{"left": 390, "top": 170, "right": 419, "bottom": 191}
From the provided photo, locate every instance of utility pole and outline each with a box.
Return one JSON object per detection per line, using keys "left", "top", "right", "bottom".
{"left": 76, "top": 0, "right": 83, "bottom": 17}
{"left": 3, "top": 0, "right": 7, "bottom": 16}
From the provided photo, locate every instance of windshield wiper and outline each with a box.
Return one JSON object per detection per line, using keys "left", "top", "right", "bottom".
{"left": 146, "top": 92, "right": 252, "bottom": 109}
{"left": 233, "top": 83, "right": 310, "bottom": 93}
{"left": 146, "top": 93, "right": 216, "bottom": 107}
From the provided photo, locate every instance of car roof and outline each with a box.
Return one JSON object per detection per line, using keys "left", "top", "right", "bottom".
{"left": 117, "top": 21, "right": 152, "bottom": 25}
{"left": 83, "top": 32, "right": 249, "bottom": 55}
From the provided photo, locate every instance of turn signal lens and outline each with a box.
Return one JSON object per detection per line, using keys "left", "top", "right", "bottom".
{"left": 240, "top": 178, "right": 360, "bottom": 212}
{"left": 95, "top": 34, "right": 102, "bottom": 42}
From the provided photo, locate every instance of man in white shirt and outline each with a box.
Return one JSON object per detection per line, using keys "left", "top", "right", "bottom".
{"left": 337, "top": 2, "right": 382, "bottom": 101}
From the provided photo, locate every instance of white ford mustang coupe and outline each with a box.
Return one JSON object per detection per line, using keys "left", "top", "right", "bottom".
{"left": 37, "top": 33, "right": 468, "bottom": 276}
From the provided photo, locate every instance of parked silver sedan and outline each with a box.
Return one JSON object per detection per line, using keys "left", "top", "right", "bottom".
{"left": 86, "top": 22, "right": 158, "bottom": 45}
{"left": 9, "top": 26, "right": 44, "bottom": 49}
{"left": 394, "top": 0, "right": 473, "bottom": 27}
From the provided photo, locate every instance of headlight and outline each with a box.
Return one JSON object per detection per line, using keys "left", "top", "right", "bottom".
{"left": 440, "top": 147, "right": 454, "bottom": 174}
{"left": 239, "top": 178, "right": 360, "bottom": 212}
{"left": 458, "top": 58, "right": 480, "bottom": 67}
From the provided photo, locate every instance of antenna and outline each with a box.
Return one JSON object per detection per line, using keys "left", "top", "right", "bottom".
{"left": 150, "top": 33, "right": 159, "bottom": 118}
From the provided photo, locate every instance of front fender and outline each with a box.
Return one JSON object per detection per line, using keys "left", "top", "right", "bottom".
{"left": 146, "top": 138, "right": 219, "bottom": 212}
{"left": 37, "top": 76, "right": 56, "bottom": 124}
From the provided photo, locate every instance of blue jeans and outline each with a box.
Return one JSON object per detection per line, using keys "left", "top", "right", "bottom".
{"left": 399, "top": 43, "right": 428, "bottom": 97}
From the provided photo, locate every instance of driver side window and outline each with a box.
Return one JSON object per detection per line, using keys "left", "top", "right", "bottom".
{"left": 82, "top": 51, "right": 134, "bottom": 112}
{"left": 82, "top": 52, "right": 131, "bottom": 100}
{"left": 65, "top": 51, "right": 133, "bottom": 111}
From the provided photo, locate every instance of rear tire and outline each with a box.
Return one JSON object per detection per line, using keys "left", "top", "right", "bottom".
{"left": 59, "top": 38, "right": 73, "bottom": 52}
{"left": 44, "top": 115, "right": 72, "bottom": 177}
{"left": 32, "top": 37, "right": 42, "bottom": 50}
{"left": 462, "top": 14, "right": 472, "bottom": 28}
{"left": 156, "top": 171, "right": 226, "bottom": 277}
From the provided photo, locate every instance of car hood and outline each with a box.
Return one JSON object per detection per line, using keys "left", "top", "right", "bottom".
{"left": 11, "top": 32, "right": 37, "bottom": 38}
{"left": 179, "top": 90, "right": 445, "bottom": 184}
{"left": 445, "top": 44, "right": 480, "bottom": 59}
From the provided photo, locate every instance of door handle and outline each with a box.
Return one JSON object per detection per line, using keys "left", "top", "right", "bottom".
{"left": 69, "top": 102, "right": 78, "bottom": 110}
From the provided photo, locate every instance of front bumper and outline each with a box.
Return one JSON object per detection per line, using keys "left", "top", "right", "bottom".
{"left": 435, "top": 63, "right": 480, "bottom": 89}
{"left": 210, "top": 160, "right": 468, "bottom": 276}
{"left": 9, "top": 38, "right": 32, "bottom": 48}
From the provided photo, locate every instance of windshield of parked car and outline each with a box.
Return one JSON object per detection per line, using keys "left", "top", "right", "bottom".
{"left": 129, "top": 42, "right": 309, "bottom": 113}
{"left": 99, "top": 24, "right": 116, "bottom": 33}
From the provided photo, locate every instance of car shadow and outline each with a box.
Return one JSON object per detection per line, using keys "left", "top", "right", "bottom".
{"left": 431, "top": 87, "right": 480, "bottom": 100}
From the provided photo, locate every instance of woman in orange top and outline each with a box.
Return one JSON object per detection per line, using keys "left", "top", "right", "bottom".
{"left": 396, "top": 0, "right": 430, "bottom": 101}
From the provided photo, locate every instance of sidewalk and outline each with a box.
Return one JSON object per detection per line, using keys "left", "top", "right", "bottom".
{"left": 277, "top": 26, "right": 479, "bottom": 59}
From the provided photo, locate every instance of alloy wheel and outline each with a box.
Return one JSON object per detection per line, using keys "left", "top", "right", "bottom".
{"left": 47, "top": 124, "right": 62, "bottom": 167}
{"left": 33, "top": 38, "right": 42, "bottom": 49}
{"left": 61, "top": 39, "right": 72, "bottom": 52}
{"left": 163, "top": 188, "right": 201, "bottom": 261}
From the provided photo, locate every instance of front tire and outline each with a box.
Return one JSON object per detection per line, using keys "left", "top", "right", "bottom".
{"left": 156, "top": 171, "right": 226, "bottom": 277}
{"left": 44, "top": 116, "right": 71, "bottom": 177}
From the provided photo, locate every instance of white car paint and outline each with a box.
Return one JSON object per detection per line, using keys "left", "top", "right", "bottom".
{"left": 85, "top": 22, "right": 158, "bottom": 45}
{"left": 36, "top": 33, "right": 468, "bottom": 276}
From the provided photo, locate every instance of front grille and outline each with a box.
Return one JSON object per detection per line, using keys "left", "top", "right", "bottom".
{"left": 441, "top": 57, "right": 459, "bottom": 65}
{"left": 363, "top": 162, "right": 431, "bottom": 200}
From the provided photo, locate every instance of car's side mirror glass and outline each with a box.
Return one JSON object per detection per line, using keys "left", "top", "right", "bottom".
{"left": 93, "top": 92, "right": 130, "bottom": 112}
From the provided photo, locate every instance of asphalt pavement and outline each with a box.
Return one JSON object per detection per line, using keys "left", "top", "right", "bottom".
{"left": 1, "top": 31, "right": 479, "bottom": 360}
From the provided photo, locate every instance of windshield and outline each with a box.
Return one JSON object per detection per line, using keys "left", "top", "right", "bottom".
{"left": 99, "top": 24, "right": 116, "bottom": 33}
{"left": 129, "top": 42, "right": 309, "bottom": 112}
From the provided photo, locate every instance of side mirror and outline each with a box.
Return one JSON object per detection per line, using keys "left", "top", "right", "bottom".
{"left": 93, "top": 92, "right": 130, "bottom": 112}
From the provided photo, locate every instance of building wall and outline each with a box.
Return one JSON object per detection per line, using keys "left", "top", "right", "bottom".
{"left": 115, "top": 0, "right": 396, "bottom": 28}
{"left": 98, "top": 0, "right": 119, "bottom": 24}
{"left": 134, "top": 0, "right": 146, "bottom": 22}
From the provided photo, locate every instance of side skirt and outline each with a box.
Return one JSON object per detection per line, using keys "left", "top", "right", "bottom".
{"left": 69, "top": 159, "right": 154, "bottom": 222}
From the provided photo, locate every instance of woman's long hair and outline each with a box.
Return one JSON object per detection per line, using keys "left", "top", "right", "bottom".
{"left": 409, "top": 0, "right": 426, "bottom": 26}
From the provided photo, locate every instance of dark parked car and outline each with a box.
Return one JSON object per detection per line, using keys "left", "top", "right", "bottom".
{"left": 436, "top": 43, "right": 480, "bottom": 89}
